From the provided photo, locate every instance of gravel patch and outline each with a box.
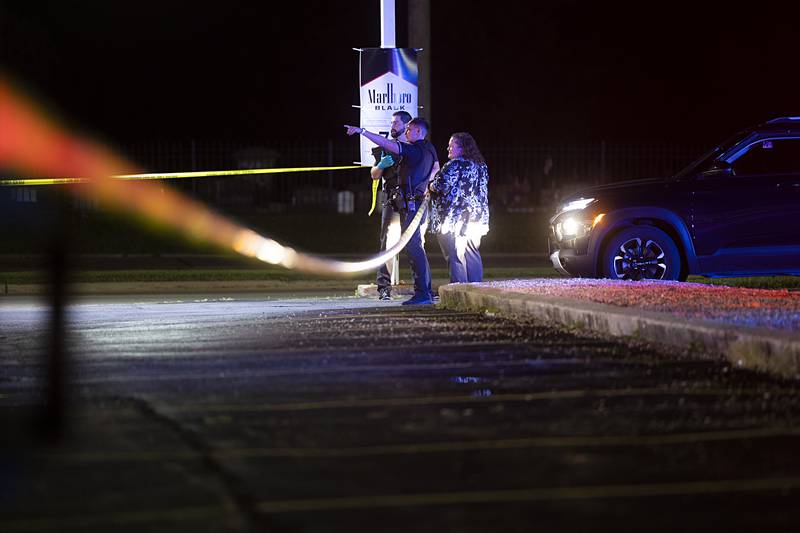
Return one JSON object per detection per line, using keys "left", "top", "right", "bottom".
{"left": 482, "top": 279, "right": 800, "bottom": 331}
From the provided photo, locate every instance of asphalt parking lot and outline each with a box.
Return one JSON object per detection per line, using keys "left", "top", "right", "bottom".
{"left": 2, "top": 295, "right": 800, "bottom": 532}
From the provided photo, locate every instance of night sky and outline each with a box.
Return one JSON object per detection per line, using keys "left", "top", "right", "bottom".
{"left": 1, "top": 1, "right": 798, "bottom": 148}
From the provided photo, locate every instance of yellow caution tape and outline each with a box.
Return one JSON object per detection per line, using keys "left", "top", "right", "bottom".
{"left": 368, "top": 179, "right": 380, "bottom": 216}
{"left": 0, "top": 165, "right": 367, "bottom": 186}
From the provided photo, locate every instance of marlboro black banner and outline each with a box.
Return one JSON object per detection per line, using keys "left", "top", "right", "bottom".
{"left": 358, "top": 48, "right": 418, "bottom": 165}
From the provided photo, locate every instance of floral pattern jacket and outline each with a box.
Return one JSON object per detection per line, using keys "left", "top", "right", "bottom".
{"left": 429, "top": 157, "right": 490, "bottom": 237}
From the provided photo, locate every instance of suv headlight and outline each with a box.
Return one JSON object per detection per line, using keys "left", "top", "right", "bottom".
{"left": 555, "top": 216, "right": 590, "bottom": 240}
{"left": 560, "top": 217, "right": 584, "bottom": 237}
{"left": 554, "top": 212, "right": 605, "bottom": 241}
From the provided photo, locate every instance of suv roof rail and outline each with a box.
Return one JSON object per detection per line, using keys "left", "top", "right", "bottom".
{"left": 766, "top": 116, "right": 800, "bottom": 123}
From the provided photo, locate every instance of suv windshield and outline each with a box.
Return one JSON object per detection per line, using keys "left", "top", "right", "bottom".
{"left": 673, "top": 130, "right": 753, "bottom": 179}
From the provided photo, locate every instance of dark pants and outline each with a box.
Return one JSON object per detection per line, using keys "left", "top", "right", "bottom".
{"left": 436, "top": 232, "right": 483, "bottom": 283}
{"left": 376, "top": 198, "right": 396, "bottom": 290}
{"left": 400, "top": 204, "right": 432, "bottom": 299}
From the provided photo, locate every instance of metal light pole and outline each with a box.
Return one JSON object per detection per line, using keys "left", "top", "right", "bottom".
{"left": 379, "top": 0, "right": 400, "bottom": 285}
{"left": 408, "top": 0, "right": 431, "bottom": 127}
{"left": 380, "top": 0, "right": 396, "bottom": 48}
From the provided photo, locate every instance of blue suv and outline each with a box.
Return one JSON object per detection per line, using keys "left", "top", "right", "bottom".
{"left": 549, "top": 117, "right": 800, "bottom": 280}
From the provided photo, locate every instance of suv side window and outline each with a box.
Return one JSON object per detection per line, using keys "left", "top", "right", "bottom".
{"left": 732, "top": 138, "right": 800, "bottom": 176}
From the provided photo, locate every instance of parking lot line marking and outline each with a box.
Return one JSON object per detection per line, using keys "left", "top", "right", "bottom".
{"left": 0, "top": 504, "right": 232, "bottom": 531}
{"left": 217, "top": 427, "right": 800, "bottom": 459}
{"left": 166, "top": 386, "right": 795, "bottom": 413}
{"left": 43, "top": 427, "right": 800, "bottom": 463}
{"left": 41, "top": 450, "right": 203, "bottom": 462}
{"left": 66, "top": 361, "right": 491, "bottom": 385}
{"left": 254, "top": 477, "right": 800, "bottom": 513}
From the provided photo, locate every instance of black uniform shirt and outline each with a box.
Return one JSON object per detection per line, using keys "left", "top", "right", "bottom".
{"left": 398, "top": 140, "right": 439, "bottom": 197}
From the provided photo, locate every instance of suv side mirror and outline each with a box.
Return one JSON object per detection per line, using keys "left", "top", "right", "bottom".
{"left": 700, "top": 160, "right": 733, "bottom": 179}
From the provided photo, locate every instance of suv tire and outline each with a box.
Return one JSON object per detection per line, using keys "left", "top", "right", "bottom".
{"left": 602, "top": 226, "right": 681, "bottom": 281}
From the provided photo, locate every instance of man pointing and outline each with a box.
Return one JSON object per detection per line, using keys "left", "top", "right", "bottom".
{"left": 345, "top": 118, "right": 439, "bottom": 305}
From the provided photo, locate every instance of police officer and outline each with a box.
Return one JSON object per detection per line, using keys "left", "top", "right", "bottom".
{"left": 346, "top": 117, "right": 439, "bottom": 305}
{"left": 370, "top": 111, "right": 412, "bottom": 301}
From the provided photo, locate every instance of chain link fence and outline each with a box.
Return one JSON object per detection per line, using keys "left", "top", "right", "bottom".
{"left": 5, "top": 139, "right": 706, "bottom": 214}
{"left": 484, "top": 141, "right": 704, "bottom": 211}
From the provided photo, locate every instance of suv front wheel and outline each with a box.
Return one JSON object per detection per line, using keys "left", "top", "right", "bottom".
{"left": 601, "top": 226, "right": 681, "bottom": 281}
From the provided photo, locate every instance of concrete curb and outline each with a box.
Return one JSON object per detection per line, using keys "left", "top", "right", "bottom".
{"left": 2, "top": 278, "right": 457, "bottom": 297}
{"left": 438, "top": 284, "right": 800, "bottom": 380}
{"left": 1, "top": 280, "right": 362, "bottom": 296}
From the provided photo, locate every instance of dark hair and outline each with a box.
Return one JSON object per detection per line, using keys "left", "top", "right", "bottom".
{"left": 392, "top": 111, "right": 412, "bottom": 124}
{"left": 451, "top": 132, "right": 485, "bottom": 165}
{"left": 408, "top": 117, "right": 430, "bottom": 136}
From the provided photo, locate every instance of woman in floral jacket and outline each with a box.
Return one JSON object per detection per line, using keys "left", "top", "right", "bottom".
{"left": 428, "top": 132, "right": 489, "bottom": 282}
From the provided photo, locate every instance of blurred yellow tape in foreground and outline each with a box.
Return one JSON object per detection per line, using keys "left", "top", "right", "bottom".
{"left": 0, "top": 165, "right": 366, "bottom": 186}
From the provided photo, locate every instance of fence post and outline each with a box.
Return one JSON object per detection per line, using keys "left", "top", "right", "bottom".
{"left": 190, "top": 139, "right": 197, "bottom": 194}
{"left": 328, "top": 139, "right": 334, "bottom": 191}
{"left": 600, "top": 140, "right": 606, "bottom": 183}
